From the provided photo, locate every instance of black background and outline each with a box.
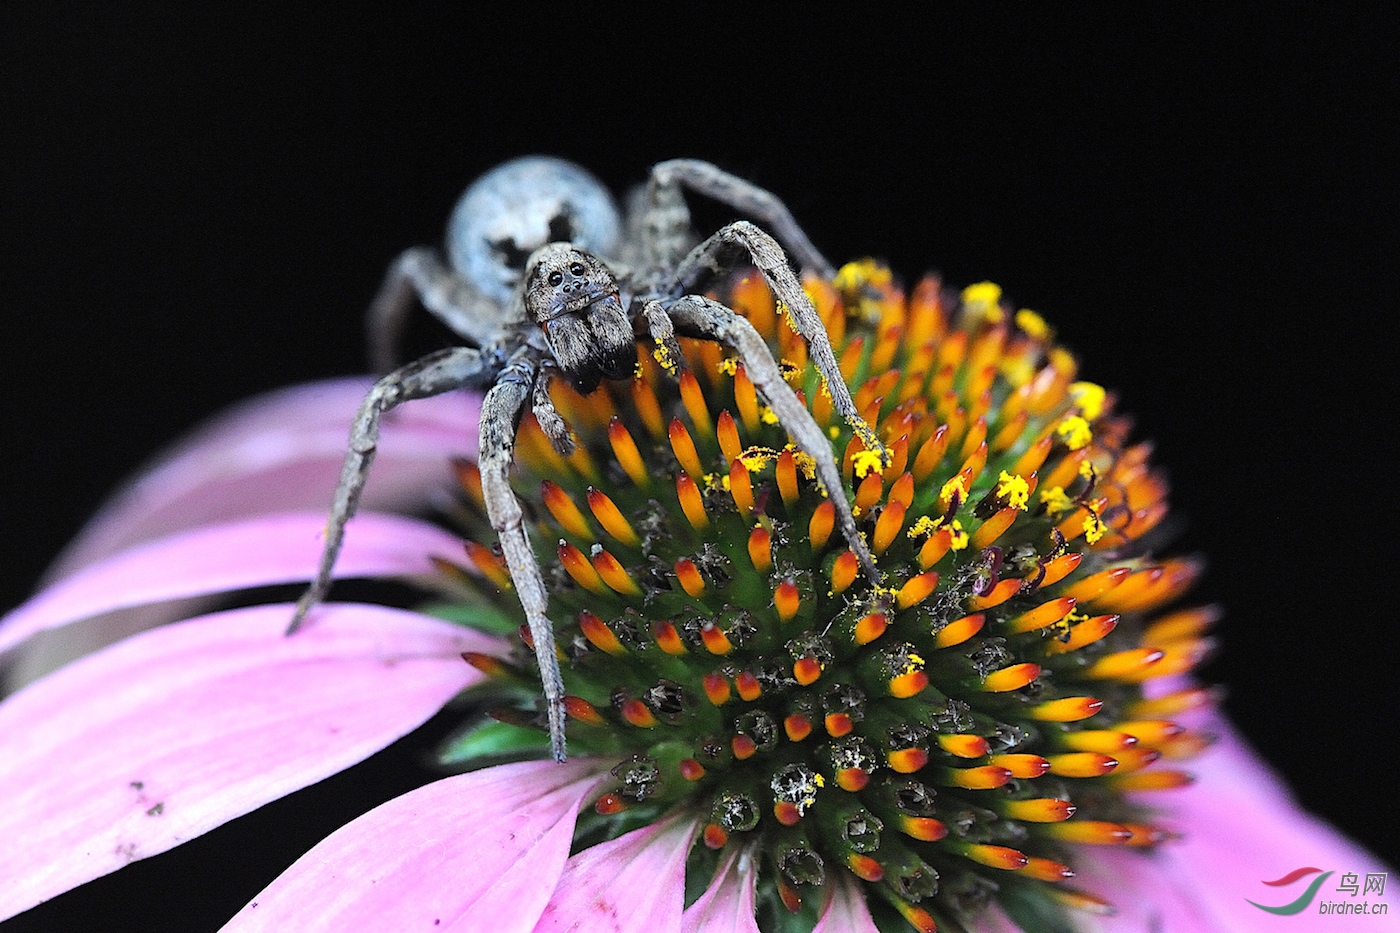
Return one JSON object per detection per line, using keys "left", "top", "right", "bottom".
{"left": 2, "top": 6, "right": 1396, "bottom": 930}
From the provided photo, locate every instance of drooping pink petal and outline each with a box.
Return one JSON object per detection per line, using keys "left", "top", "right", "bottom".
{"left": 45, "top": 377, "right": 480, "bottom": 580}
{"left": 0, "top": 511, "right": 466, "bottom": 657}
{"left": 811, "top": 873, "right": 881, "bottom": 933}
{"left": 220, "top": 758, "right": 610, "bottom": 933}
{"left": 533, "top": 815, "right": 699, "bottom": 933}
{"left": 0, "top": 602, "right": 496, "bottom": 922}
{"left": 681, "top": 849, "right": 761, "bottom": 933}
{"left": 1081, "top": 719, "right": 1395, "bottom": 932}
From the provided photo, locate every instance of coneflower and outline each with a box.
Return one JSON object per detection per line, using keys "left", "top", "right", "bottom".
{"left": 0, "top": 264, "right": 1389, "bottom": 932}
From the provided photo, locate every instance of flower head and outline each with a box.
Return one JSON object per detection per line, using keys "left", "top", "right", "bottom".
{"left": 1, "top": 264, "right": 1391, "bottom": 931}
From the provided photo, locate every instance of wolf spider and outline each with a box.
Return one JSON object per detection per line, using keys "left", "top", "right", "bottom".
{"left": 291, "top": 157, "right": 885, "bottom": 760}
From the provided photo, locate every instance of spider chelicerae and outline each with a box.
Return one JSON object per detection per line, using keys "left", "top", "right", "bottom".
{"left": 291, "top": 156, "right": 885, "bottom": 760}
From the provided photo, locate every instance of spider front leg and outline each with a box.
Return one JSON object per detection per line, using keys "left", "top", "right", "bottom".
{"left": 676, "top": 221, "right": 887, "bottom": 468}
{"left": 642, "top": 160, "right": 836, "bottom": 280}
{"left": 366, "top": 247, "right": 501, "bottom": 373}
{"left": 290, "top": 345, "right": 495, "bottom": 634}
{"left": 665, "top": 294, "right": 879, "bottom": 582}
{"left": 477, "top": 355, "right": 569, "bottom": 761}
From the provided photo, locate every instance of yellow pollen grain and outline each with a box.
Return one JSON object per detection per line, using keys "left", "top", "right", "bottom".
{"left": 1041, "top": 486, "right": 1075, "bottom": 514}
{"left": 995, "top": 470, "right": 1031, "bottom": 510}
{"left": 852, "top": 448, "right": 886, "bottom": 479}
{"left": 938, "top": 475, "right": 967, "bottom": 511}
{"left": 652, "top": 343, "right": 677, "bottom": 375}
{"left": 907, "top": 515, "right": 939, "bottom": 540}
{"left": 790, "top": 448, "right": 818, "bottom": 479}
{"left": 739, "top": 447, "right": 776, "bottom": 472}
{"left": 776, "top": 300, "right": 798, "bottom": 331}
{"left": 1078, "top": 457, "right": 1096, "bottom": 480}
{"left": 1083, "top": 511, "right": 1107, "bottom": 544}
{"left": 1069, "top": 381, "right": 1106, "bottom": 420}
{"left": 718, "top": 357, "right": 739, "bottom": 376}
{"left": 1015, "top": 308, "right": 1050, "bottom": 340}
{"left": 961, "top": 281, "right": 1004, "bottom": 324}
{"left": 1057, "top": 416, "right": 1093, "bottom": 450}
{"left": 760, "top": 406, "right": 779, "bottom": 425}
{"left": 946, "top": 520, "right": 969, "bottom": 551}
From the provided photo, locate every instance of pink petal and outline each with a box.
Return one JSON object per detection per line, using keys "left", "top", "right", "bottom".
{"left": 0, "top": 602, "right": 496, "bottom": 921}
{"left": 533, "top": 816, "right": 698, "bottom": 933}
{"left": 811, "top": 873, "right": 880, "bottom": 933}
{"left": 0, "top": 511, "right": 466, "bottom": 657}
{"left": 220, "top": 759, "right": 609, "bottom": 933}
{"left": 1082, "top": 719, "right": 1395, "bottom": 932}
{"left": 45, "top": 377, "right": 480, "bottom": 580}
{"left": 682, "top": 850, "right": 761, "bottom": 933}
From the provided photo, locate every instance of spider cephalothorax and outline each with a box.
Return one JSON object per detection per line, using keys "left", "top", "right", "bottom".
{"left": 523, "top": 244, "right": 633, "bottom": 393}
{"left": 291, "top": 157, "right": 887, "bottom": 761}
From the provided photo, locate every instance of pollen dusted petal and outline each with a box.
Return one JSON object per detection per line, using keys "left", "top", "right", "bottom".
{"left": 0, "top": 603, "right": 498, "bottom": 923}
{"left": 534, "top": 816, "right": 698, "bottom": 933}
{"left": 1042, "top": 614, "right": 1119, "bottom": 654}
{"left": 933, "top": 611, "right": 984, "bottom": 647}
{"left": 0, "top": 512, "right": 469, "bottom": 659}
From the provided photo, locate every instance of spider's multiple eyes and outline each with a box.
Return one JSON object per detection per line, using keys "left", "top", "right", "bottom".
{"left": 547, "top": 261, "right": 588, "bottom": 287}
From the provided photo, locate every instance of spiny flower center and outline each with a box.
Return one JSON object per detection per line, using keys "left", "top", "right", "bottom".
{"left": 448, "top": 262, "right": 1214, "bottom": 932}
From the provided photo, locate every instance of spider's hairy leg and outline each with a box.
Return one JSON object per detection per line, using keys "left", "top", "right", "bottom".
{"left": 289, "top": 346, "right": 495, "bottom": 634}
{"left": 479, "top": 353, "right": 569, "bottom": 761}
{"left": 665, "top": 295, "right": 879, "bottom": 582}
{"left": 366, "top": 247, "right": 500, "bottom": 374}
{"left": 676, "top": 222, "right": 888, "bottom": 469}
{"left": 644, "top": 160, "right": 837, "bottom": 280}
{"left": 638, "top": 299, "right": 684, "bottom": 378}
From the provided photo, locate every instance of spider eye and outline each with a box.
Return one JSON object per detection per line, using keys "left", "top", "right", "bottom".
{"left": 548, "top": 271, "right": 564, "bottom": 287}
{"left": 569, "top": 262, "right": 586, "bottom": 276}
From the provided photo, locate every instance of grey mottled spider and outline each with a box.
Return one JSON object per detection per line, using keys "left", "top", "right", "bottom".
{"left": 290, "top": 157, "right": 886, "bottom": 761}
